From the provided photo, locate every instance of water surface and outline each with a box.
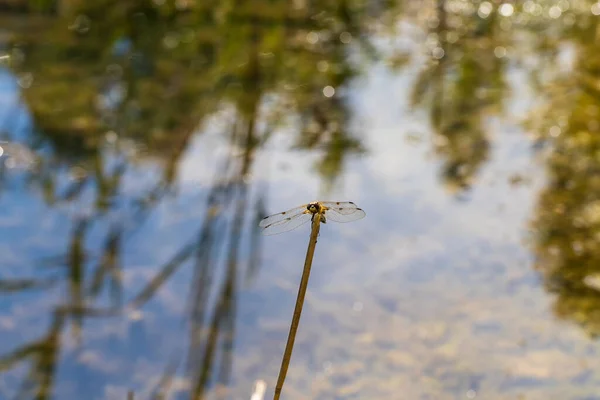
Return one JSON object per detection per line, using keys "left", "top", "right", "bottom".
{"left": 1, "top": 1, "right": 600, "bottom": 399}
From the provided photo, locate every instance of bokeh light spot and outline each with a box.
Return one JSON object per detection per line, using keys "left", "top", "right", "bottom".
{"left": 499, "top": 3, "right": 514, "bottom": 17}
{"left": 323, "top": 86, "right": 335, "bottom": 97}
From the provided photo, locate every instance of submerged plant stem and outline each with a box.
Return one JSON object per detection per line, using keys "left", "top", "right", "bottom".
{"left": 273, "top": 216, "right": 321, "bottom": 400}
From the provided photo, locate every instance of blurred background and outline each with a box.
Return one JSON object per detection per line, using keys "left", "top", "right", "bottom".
{"left": 1, "top": 0, "right": 600, "bottom": 399}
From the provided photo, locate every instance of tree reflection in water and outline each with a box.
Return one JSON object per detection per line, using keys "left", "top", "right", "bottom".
{"left": 409, "top": 0, "right": 507, "bottom": 196}
{"left": 3, "top": 0, "right": 600, "bottom": 398}
{"left": 0, "top": 0, "right": 399, "bottom": 398}
{"left": 526, "top": 3, "right": 600, "bottom": 338}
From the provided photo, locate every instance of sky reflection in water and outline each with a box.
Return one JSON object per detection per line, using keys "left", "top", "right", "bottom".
{"left": 2, "top": 1, "right": 600, "bottom": 399}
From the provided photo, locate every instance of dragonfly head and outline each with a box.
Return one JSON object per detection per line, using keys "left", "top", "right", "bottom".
{"left": 307, "top": 202, "right": 321, "bottom": 214}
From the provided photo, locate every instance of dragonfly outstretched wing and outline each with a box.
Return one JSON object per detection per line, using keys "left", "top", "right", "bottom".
{"left": 324, "top": 202, "right": 366, "bottom": 223}
{"left": 320, "top": 201, "right": 362, "bottom": 214}
{"left": 259, "top": 204, "right": 313, "bottom": 235}
{"left": 260, "top": 211, "right": 312, "bottom": 236}
{"left": 259, "top": 204, "right": 308, "bottom": 228}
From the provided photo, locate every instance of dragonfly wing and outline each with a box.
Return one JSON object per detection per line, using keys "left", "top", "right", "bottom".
{"left": 258, "top": 205, "right": 307, "bottom": 228}
{"left": 261, "top": 212, "right": 312, "bottom": 235}
{"left": 320, "top": 201, "right": 360, "bottom": 215}
{"left": 324, "top": 206, "right": 366, "bottom": 223}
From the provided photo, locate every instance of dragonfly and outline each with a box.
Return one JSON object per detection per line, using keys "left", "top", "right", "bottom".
{"left": 259, "top": 201, "right": 365, "bottom": 235}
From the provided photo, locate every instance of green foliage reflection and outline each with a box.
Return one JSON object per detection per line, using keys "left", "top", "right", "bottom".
{"left": 528, "top": 3, "right": 600, "bottom": 337}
